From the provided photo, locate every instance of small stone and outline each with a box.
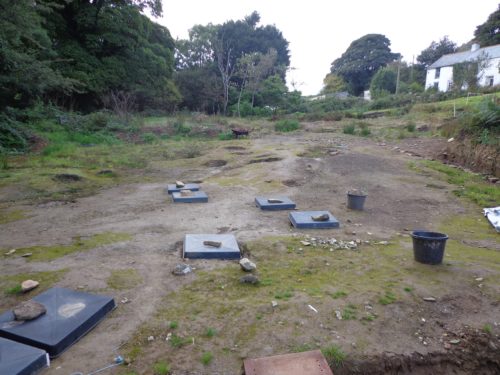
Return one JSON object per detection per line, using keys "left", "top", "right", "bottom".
{"left": 21, "top": 253, "right": 32, "bottom": 258}
{"left": 180, "top": 189, "right": 194, "bottom": 196}
{"left": 240, "top": 275, "right": 259, "bottom": 284}
{"left": 267, "top": 198, "right": 283, "bottom": 203}
{"left": 271, "top": 300, "right": 278, "bottom": 308}
{"left": 300, "top": 241, "right": 311, "bottom": 246}
{"left": 121, "top": 297, "right": 130, "bottom": 304}
{"left": 423, "top": 297, "right": 436, "bottom": 302}
{"left": 203, "top": 240, "right": 222, "bottom": 248}
{"left": 449, "top": 339, "right": 460, "bottom": 345}
{"left": 175, "top": 180, "right": 185, "bottom": 188}
{"left": 311, "top": 214, "right": 329, "bottom": 222}
{"left": 378, "top": 241, "right": 389, "bottom": 245}
{"left": 5, "top": 249, "right": 16, "bottom": 256}
{"left": 444, "top": 343, "right": 451, "bottom": 349}
{"left": 239, "top": 258, "right": 256, "bottom": 272}
{"left": 447, "top": 137, "right": 454, "bottom": 143}
{"left": 21, "top": 280, "right": 39, "bottom": 293}
{"left": 147, "top": 336, "right": 154, "bottom": 342}
{"left": 13, "top": 300, "right": 46, "bottom": 321}
{"left": 475, "top": 277, "right": 484, "bottom": 282}
{"left": 172, "top": 264, "right": 193, "bottom": 276}
{"left": 367, "top": 232, "right": 373, "bottom": 235}
{"left": 335, "top": 310, "right": 342, "bottom": 320}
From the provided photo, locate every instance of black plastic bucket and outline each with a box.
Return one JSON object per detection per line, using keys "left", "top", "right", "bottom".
{"left": 347, "top": 192, "right": 367, "bottom": 210}
{"left": 411, "top": 231, "right": 448, "bottom": 265}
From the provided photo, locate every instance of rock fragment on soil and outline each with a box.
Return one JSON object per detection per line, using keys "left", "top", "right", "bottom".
{"left": 13, "top": 300, "right": 46, "bottom": 321}
{"left": 335, "top": 310, "right": 342, "bottom": 320}
{"left": 271, "top": 300, "right": 278, "bottom": 308}
{"left": 423, "top": 297, "right": 436, "bottom": 302}
{"left": 311, "top": 213, "right": 329, "bottom": 222}
{"left": 203, "top": 240, "right": 222, "bottom": 248}
{"left": 172, "top": 264, "right": 193, "bottom": 275}
{"left": 240, "top": 275, "right": 259, "bottom": 284}
{"left": 180, "top": 190, "right": 194, "bottom": 196}
{"left": 21, "top": 253, "right": 32, "bottom": 257}
{"left": 175, "top": 180, "right": 185, "bottom": 188}
{"left": 21, "top": 280, "right": 39, "bottom": 292}
{"left": 449, "top": 339, "right": 461, "bottom": 345}
{"left": 239, "top": 258, "right": 256, "bottom": 272}
{"left": 5, "top": 249, "right": 16, "bottom": 255}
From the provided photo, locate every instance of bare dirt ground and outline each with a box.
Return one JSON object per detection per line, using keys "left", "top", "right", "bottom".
{"left": 1, "top": 128, "right": 499, "bottom": 374}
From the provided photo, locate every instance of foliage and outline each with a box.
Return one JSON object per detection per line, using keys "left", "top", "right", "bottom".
{"left": 153, "top": 360, "right": 170, "bottom": 375}
{"left": 321, "top": 345, "right": 346, "bottom": 367}
{"left": 370, "top": 67, "right": 397, "bottom": 98}
{"left": 275, "top": 119, "right": 300, "bottom": 132}
{"left": 417, "top": 36, "right": 457, "bottom": 68}
{"left": 343, "top": 124, "right": 356, "bottom": 135}
{"left": 330, "top": 34, "right": 400, "bottom": 95}
{"left": 321, "top": 73, "right": 347, "bottom": 94}
{"left": 201, "top": 352, "right": 214, "bottom": 365}
{"left": 474, "top": 5, "right": 500, "bottom": 47}
{"left": 452, "top": 52, "right": 491, "bottom": 92}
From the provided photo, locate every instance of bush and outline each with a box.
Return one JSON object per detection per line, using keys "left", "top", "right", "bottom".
{"left": 172, "top": 119, "right": 191, "bottom": 135}
{"left": 343, "top": 124, "right": 356, "bottom": 134}
{"left": 0, "top": 115, "right": 31, "bottom": 152}
{"left": 80, "top": 111, "right": 110, "bottom": 132}
{"left": 141, "top": 132, "right": 158, "bottom": 144}
{"left": 275, "top": 119, "right": 300, "bottom": 132}
{"left": 218, "top": 132, "right": 233, "bottom": 140}
{"left": 405, "top": 122, "right": 416, "bottom": 132}
{"left": 360, "top": 127, "right": 371, "bottom": 136}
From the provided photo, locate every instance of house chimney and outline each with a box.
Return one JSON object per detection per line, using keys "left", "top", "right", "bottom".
{"left": 471, "top": 43, "right": 480, "bottom": 52}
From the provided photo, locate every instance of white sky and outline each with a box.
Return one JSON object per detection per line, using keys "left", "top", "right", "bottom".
{"left": 157, "top": 0, "right": 499, "bottom": 95}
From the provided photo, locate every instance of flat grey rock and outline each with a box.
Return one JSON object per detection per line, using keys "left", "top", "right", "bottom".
{"left": 13, "top": 301, "right": 46, "bottom": 321}
{"left": 239, "top": 258, "right": 256, "bottom": 272}
{"left": 21, "top": 280, "right": 39, "bottom": 293}
{"left": 240, "top": 275, "right": 259, "bottom": 284}
{"left": 172, "top": 264, "right": 193, "bottom": 276}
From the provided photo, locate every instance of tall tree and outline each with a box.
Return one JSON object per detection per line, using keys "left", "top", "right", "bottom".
{"left": 474, "top": 5, "right": 500, "bottom": 47}
{"left": 417, "top": 36, "right": 457, "bottom": 68}
{"left": 330, "top": 34, "right": 400, "bottom": 96}
{"left": 370, "top": 67, "right": 397, "bottom": 98}
{"left": 321, "top": 73, "right": 347, "bottom": 94}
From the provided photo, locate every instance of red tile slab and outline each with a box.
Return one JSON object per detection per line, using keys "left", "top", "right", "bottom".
{"left": 244, "top": 350, "right": 333, "bottom": 375}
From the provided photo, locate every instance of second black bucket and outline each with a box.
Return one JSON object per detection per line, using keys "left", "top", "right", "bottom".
{"left": 411, "top": 231, "right": 448, "bottom": 265}
{"left": 347, "top": 191, "right": 367, "bottom": 210}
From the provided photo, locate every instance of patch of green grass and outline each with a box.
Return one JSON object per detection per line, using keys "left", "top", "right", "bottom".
{"left": 3, "top": 232, "right": 132, "bottom": 262}
{"left": 275, "top": 119, "right": 300, "bottom": 132}
{"left": 422, "top": 160, "right": 499, "bottom": 207}
{"left": 200, "top": 351, "right": 213, "bottom": 365}
{"left": 293, "top": 343, "right": 314, "bottom": 352}
{"left": 169, "top": 321, "right": 178, "bottom": 329}
{"left": 404, "top": 287, "right": 413, "bottom": 293}
{"left": 330, "top": 290, "right": 348, "bottom": 299}
{"left": 1, "top": 269, "right": 68, "bottom": 297}
{"left": 107, "top": 268, "right": 142, "bottom": 290}
{"left": 0, "top": 209, "right": 28, "bottom": 224}
{"left": 360, "top": 127, "right": 371, "bottom": 136}
{"left": 405, "top": 122, "right": 416, "bottom": 132}
{"left": 274, "top": 290, "right": 294, "bottom": 300}
{"left": 361, "top": 312, "right": 377, "bottom": 322}
{"left": 343, "top": 124, "right": 356, "bottom": 135}
{"left": 483, "top": 323, "right": 492, "bottom": 334}
{"left": 341, "top": 304, "right": 357, "bottom": 320}
{"left": 205, "top": 327, "right": 216, "bottom": 338}
{"left": 152, "top": 360, "right": 171, "bottom": 375}
{"left": 321, "top": 345, "right": 346, "bottom": 367}
{"left": 218, "top": 132, "right": 234, "bottom": 140}
{"left": 378, "top": 291, "right": 397, "bottom": 305}
{"left": 169, "top": 334, "right": 192, "bottom": 348}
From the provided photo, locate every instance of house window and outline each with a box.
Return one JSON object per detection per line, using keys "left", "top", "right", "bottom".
{"left": 486, "top": 76, "right": 494, "bottom": 86}
{"left": 447, "top": 81, "right": 453, "bottom": 90}
{"left": 435, "top": 68, "right": 441, "bottom": 79}
{"left": 433, "top": 82, "right": 439, "bottom": 90}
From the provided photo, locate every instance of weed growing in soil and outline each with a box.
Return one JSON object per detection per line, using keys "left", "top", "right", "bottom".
{"left": 205, "top": 327, "right": 216, "bottom": 338}
{"left": 275, "top": 119, "right": 300, "bottom": 132}
{"left": 169, "top": 334, "right": 193, "bottom": 348}
{"left": 200, "top": 352, "right": 214, "bottom": 365}
{"left": 378, "top": 291, "right": 397, "bottom": 305}
{"left": 0, "top": 209, "right": 28, "bottom": 224}
{"left": 342, "top": 304, "right": 358, "bottom": 320}
{"left": 5, "top": 284, "right": 22, "bottom": 295}
{"left": 329, "top": 290, "right": 348, "bottom": 299}
{"left": 4, "top": 232, "right": 132, "bottom": 262}
{"left": 483, "top": 324, "right": 492, "bottom": 334}
{"left": 169, "top": 321, "right": 178, "bottom": 329}
{"left": 321, "top": 345, "right": 346, "bottom": 367}
{"left": 343, "top": 124, "right": 356, "bottom": 135}
{"left": 152, "top": 360, "right": 170, "bottom": 375}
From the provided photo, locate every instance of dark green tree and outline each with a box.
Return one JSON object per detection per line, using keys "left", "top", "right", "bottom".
{"left": 417, "top": 36, "right": 457, "bottom": 68}
{"left": 474, "top": 5, "right": 500, "bottom": 47}
{"left": 370, "top": 67, "right": 397, "bottom": 98}
{"left": 330, "top": 34, "right": 400, "bottom": 96}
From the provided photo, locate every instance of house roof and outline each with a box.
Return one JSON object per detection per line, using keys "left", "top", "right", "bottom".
{"left": 429, "top": 44, "right": 500, "bottom": 69}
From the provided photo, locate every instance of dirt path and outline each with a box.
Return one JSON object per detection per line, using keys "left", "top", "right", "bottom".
{"left": 1, "top": 131, "right": 498, "bottom": 374}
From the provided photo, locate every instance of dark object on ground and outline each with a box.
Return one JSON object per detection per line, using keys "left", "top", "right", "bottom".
{"left": 411, "top": 231, "right": 448, "bottom": 265}
{"left": 0, "top": 287, "right": 116, "bottom": 358}
{"left": 289, "top": 211, "right": 340, "bottom": 229}
{"left": 183, "top": 234, "right": 240, "bottom": 259}
{"left": 240, "top": 275, "right": 260, "bottom": 284}
{"left": 13, "top": 300, "right": 46, "bottom": 321}
{"left": 311, "top": 213, "right": 330, "bottom": 221}
{"left": 232, "top": 128, "right": 250, "bottom": 138}
{"left": 53, "top": 174, "right": 82, "bottom": 182}
{"left": 244, "top": 350, "right": 333, "bottom": 375}
{"left": 0, "top": 337, "right": 49, "bottom": 375}
{"left": 255, "top": 197, "right": 296, "bottom": 211}
{"left": 203, "top": 241, "right": 222, "bottom": 248}
{"left": 347, "top": 190, "right": 367, "bottom": 210}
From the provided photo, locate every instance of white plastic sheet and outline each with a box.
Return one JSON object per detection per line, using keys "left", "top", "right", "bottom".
{"left": 483, "top": 207, "right": 500, "bottom": 232}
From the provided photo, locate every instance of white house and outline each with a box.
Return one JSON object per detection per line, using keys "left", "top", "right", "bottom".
{"left": 425, "top": 43, "right": 500, "bottom": 91}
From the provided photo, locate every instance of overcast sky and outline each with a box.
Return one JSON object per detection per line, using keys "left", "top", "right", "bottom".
{"left": 157, "top": 0, "right": 499, "bottom": 95}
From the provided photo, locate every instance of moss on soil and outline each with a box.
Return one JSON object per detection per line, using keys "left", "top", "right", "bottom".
{"left": 107, "top": 268, "right": 143, "bottom": 290}
{"left": 0, "top": 209, "right": 29, "bottom": 224}
{"left": 1, "top": 269, "right": 68, "bottom": 298}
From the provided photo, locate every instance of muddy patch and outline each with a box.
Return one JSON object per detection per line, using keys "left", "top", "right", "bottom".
{"left": 203, "top": 160, "right": 227, "bottom": 167}
{"left": 225, "top": 146, "right": 246, "bottom": 151}
{"left": 53, "top": 173, "right": 83, "bottom": 182}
